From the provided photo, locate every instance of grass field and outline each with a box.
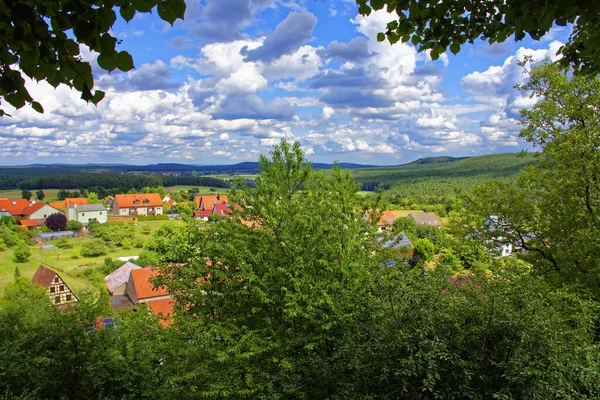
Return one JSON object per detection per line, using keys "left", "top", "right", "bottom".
{"left": 0, "top": 188, "right": 62, "bottom": 201}
{"left": 166, "top": 185, "right": 230, "bottom": 194}
{"left": 0, "top": 219, "right": 183, "bottom": 296}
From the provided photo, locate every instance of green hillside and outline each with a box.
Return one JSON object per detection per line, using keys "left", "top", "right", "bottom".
{"left": 352, "top": 152, "right": 535, "bottom": 205}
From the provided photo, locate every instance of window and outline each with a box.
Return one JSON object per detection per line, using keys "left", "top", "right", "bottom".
{"left": 82, "top": 213, "right": 85, "bottom": 216}
{"left": 55, "top": 296, "right": 60, "bottom": 304}
{"left": 143, "top": 199, "right": 149, "bottom": 204}
{"left": 60, "top": 285, "right": 64, "bottom": 292}
{"left": 54, "top": 277, "right": 59, "bottom": 283}
{"left": 50, "top": 286, "right": 55, "bottom": 294}
{"left": 66, "top": 294, "right": 72, "bottom": 301}
{"left": 99, "top": 212, "right": 102, "bottom": 215}
{"left": 44, "top": 214, "right": 47, "bottom": 217}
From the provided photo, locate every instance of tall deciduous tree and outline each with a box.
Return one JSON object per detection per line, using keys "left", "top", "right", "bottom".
{"left": 0, "top": 0, "right": 186, "bottom": 116}
{"left": 35, "top": 189, "right": 44, "bottom": 201}
{"left": 359, "top": 0, "right": 600, "bottom": 74}
{"left": 156, "top": 140, "right": 386, "bottom": 398}
{"left": 21, "top": 189, "right": 31, "bottom": 201}
{"left": 461, "top": 60, "right": 600, "bottom": 294}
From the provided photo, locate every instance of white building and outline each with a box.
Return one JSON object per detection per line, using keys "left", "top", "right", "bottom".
{"left": 66, "top": 203, "right": 108, "bottom": 226}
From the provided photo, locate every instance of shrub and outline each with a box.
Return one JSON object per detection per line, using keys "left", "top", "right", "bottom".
{"left": 56, "top": 237, "right": 72, "bottom": 249}
{"left": 0, "top": 238, "right": 7, "bottom": 251}
{"left": 80, "top": 240, "right": 108, "bottom": 257}
{"left": 70, "top": 250, "right": 80, "bottom": 259}
{"left": 13, "top": 244, "right": 31, "bottom": 263}
{"left": 141, "top": 225, "right": 151, "bottom": 235}
{"left": 132, "top": 237, "right": 145, "bottom": 248}
{"left": 46, "top": 213, "right": 67, "bottom": 231}
{"left": 3, "top": 228, "right": 25, "bottom": 247}
{"left": 65, "top": 220, "right": 83, "bottom": 231}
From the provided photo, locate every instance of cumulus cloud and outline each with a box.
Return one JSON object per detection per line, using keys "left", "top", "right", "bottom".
{"left": 243, "top": 11, "right": 317, "bottom": 62}
{"left": 213, "top": 95, "right": 297, "bottom": 121}
{"left": 317, "top": 36, "right": 372, "bottom": 62}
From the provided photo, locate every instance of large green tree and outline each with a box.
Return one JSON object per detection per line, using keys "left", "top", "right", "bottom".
{"left": 0, "top": 0, "right": 185, "bottom": 116}
{"left": 461, "top": 60, "right": 600, "bottom": 295}
{"left": 155, "top": 140, "right": 388, "bottom": 398}
{"left": 358, "top": 0, "right": 600, "bottom": 74}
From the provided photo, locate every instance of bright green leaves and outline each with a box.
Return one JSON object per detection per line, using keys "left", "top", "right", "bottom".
{"left": 0, "top": 0, "right": 185, "bottom": 116}
{"left": 116, "top": 51, "right": 134, "bottom": 71}
{"left": 376, "top": 32, "right": 385, "bottom": 42}
{"left": 30, "top": 101, "right": 43, "bottom": 113}
{"left": 359, "top": 0, "right": 600, "bottom": 74}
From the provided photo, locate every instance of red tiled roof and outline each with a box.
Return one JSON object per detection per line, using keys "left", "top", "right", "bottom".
{"left": 130, "top": 268, "right": 169, "bottom": 300}
{"left": 194, "top": 210, "right": 213, "bottom": 217}
{"left": 377, "top": 210, "right": 396, "bottom": 226}
{"left": 147, "top": 298, "right": 174, "bottom": 326}
{"left": 195, "top": 194, "right": 228, "bottom": 211}
{"left": 65, "top": 198, "right": 87, "bottom": 207}
{"left": 22, "top": 202, "right": 45, "bottom": 216}
{"left": 49, "top": 201, "right": 65, "bottom": 210}
{"left": 19, "top": 218, "right": 46, "bottom": 227}
{"left": 213, "top": 203, "right": 231, "bottom": 217}
{"left": 0, "top": 199, "right": 30, "bottom": 215}
{"left": 115, "top": 193, "right": 162, "bottom": 208}
{"left": 31, "top": 265, "right": 57, "bottom": 287}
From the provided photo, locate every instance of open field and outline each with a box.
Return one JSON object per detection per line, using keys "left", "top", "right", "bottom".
{"left": 0, "top": 188, "right": 62, "bottom": 201}
{"left": 0, "top": 219, "right": 183, "bottom": 296}
{"left": 165, "top": 185, "right": 230, "bottom": 194}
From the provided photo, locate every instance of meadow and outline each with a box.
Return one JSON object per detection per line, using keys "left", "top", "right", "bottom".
{"left": 0, "top": 219, "right": 182, "bottom": 296}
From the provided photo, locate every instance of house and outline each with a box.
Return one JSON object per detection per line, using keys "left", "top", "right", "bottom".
{"left": 379, "top": 233, "right": 414, "bottom": 257}
{"left": 125, "top": 267, "right": 174, "bottom": 326}
{"left": 113, "top": 193, "right": 163, "bottom": 217}
{"left": 0, "top": 199, "right": 31, "bottom": 217}
{"left": 194, "top": 194, "right": 229, "bottom": 211}
{"left": 104, "top": 261, "right": 142, "bottom": 295}
{"left": 31, "top": 265, "right": 79, "bottom": 306}
{"left": 408, "top": 212, "right": 442, "bottom": 227}
{"left": 104, "top": 196, "right": 115, "bottom": 209}
{"left": 213, "top": 203, "right": 232, "bottom": 218}
{"left": 22, "top": 202, "right": 61, "bottom": 220}
{"left": 66, "top": 203, "right": 108, "bottom": 226}
{"left": 194, "top": 210, "right": 212, "bottom": 221}
{"left": 49, "top": 198, "right": 87, "bottom": 212}
{"left": 19, "top": 218, "right": 47, "bottom": 229}
{"left": 364, "top": 210, "right": 397, "bottom": 231}
{"left": 126, "top": 267, "right": 171, "bottom": 304}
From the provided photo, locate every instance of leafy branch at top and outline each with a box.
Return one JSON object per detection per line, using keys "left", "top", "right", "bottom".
{"left": 0, "top": 0, "right": 186, "bottom": 116}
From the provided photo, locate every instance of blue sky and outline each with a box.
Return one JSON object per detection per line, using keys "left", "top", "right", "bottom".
{"left": 0, "top": 0, "right": 570, "bottom": 165}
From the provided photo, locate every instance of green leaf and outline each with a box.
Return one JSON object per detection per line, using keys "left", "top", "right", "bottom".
{"left": 158, "top": 3, "right": 177, "bottom": 25}
{"left": 370, "top": 0, "right": 384, "bottom": 11}
{"left": 97, "top": 53, "right": 117, "bottom": 72}
{"left": 5, "top": 91, "right": 26, "bottom": 109}
{"left": 91, "top": 90, "right": 106, "bottom": 105}
{"left": 31, "top": 101, "right": 44, "bottom": 114}
{"left": 449, "top": 43, "right": 460, "bottom": 55}
{"left": 358, "top": 3, "right": 371, "bottom": 15}
{"left": 120, "top": 5, "right": 136, "bottom": 22}
{"left": 170, "top": 0, "right": 187, "bottom": 19}
{"left": 116, "top": 51, "right": 135, "bottom": 72}
{"left": 430, "top": 49, "right": 439, "bottom": 61}
{"left": 377, "top": 32, "right": 385, "bottom": 42}
{"left": 411, "top": 35, "right": 420, "bottom": 46}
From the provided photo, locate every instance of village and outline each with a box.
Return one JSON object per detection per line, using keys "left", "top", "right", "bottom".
{"left": 0, "top": 190, "right": 463, "bottom": 327}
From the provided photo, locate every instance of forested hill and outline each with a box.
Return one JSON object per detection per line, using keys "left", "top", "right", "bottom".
{"left": 353, "top": 153, "right": 534, "bottom": 202}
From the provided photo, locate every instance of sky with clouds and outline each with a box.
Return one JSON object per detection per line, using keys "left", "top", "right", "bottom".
{"left": 0, "top": 0, "right": 570, "bottom": 165}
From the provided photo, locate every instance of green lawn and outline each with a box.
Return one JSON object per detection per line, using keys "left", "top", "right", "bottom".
{"left": 0, "top": 219, "right": 183, "bottom": 296}
{"left": 166, "top": 185, "right": 230, "bottom": 194}
{"left": 0, "top": 188, "right": 62, "bottom": 201}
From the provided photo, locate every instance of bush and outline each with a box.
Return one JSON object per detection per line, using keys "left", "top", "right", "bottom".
{"left": 56, "top": 237, "right": 73, "bottom": 249}
{"left": 137, "top": 215, "right": 169, "bottom": 221}
{"left": 80, "top": 240, "right": 108, "bottom": 257}
{"left": 12, "top": 244, "right": 31, "bottom": 263}
{"left": 0, "top": 238, "right": 7, "bottom": 251}
{"left": 132, "top": 237, "right": 145, "bottom": 248}
{"left": 141, "top": 225, "right": 151, "bottom": 235}
{"left": 65, "top": 220, "right": 82, "bottom": 231}
{"left": 46, "top": 213, "right": 67, "bottom": 231}
{"left": 3, "top": 228, "right": 25, "bottom": 247}
{"left": 70, "top": 250, "right": 80, "bottom": 259}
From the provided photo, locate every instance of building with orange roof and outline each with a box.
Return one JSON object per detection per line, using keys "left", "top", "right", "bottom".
{"left": 125, "top": 267, "right": 171, "bottom": 304}
{"left": 147, "top": 298, "right": 174, "bottom": 326}
{"left": 19, "top": 219, "right": 47, "bottom": 229}
{"left": 22, "top": 202, "right": 61, "bottom": 220}
{"left": 0, "top": 199, "right": 31, "bottom": 216}
{"left": 113, "top": 193, "right": 163, "bottom": 217}
{"left": 64, "top": 198, "right": 87, "bottom": 207}
{"left": 194, "top": 194, "right": 229, "bottom": 211}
